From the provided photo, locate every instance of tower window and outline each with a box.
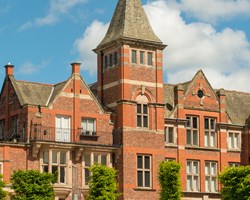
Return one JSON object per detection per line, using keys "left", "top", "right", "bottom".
{"left": 104, "top": 55, "right": 108, "bottom": 69}
{"left": 114, "top": 52, "right": 118, "bottom": 65}
{"left": 137, "top": 104, "right": 148, "bottom": 128}
{"left": 140, "top": 51, "right": 145, "bottom": 64}
{"left": 109, "top": 54, "right": 113, "bottom": 67}
{"left": 147, "top": 52, "right": 153, "bottom": 65}
{"left": 132, "top": 50, "right": 137, "bottom": 63}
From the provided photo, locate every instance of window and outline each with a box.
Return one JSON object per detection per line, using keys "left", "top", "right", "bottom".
{"left": 204, "top": 118, "right": 216, "bottom": 147}
{"left": 229, "top": 163, "right": 240, "bottom": 167}
{"left": 137, "top": 104, "right": 148, "bottom": 128}
{"left": 147, "top": 52, "right": 153, "bottom": 65}
{"left": 11, "top": 116, "right": 18, "bottom": 134}
{"left": 41, "top": 150, "right": 68, "bottom": 184}
{"left": 132, "top": 50, "right": 137, "bottom": 63}
{"left": 104, "top": 55, "right": 108, "bottom": 69}
{"left": 114, "top": 52, "right": 118, "bottom": 65}
{"left": 165, "top": 127, "right": 174, "bottom": 144}
{"left": 83, "top": 153, "right": 110, "bottom": 186}
{"left": 0, "top": 120, "right": 4, "bottom": 139}
{"left": 165, "top": 158, "right": 176, "bottom": 161}
{"left": 228, "top": 132, "right": 240, "bottom": 149}
{"left": 81, "top": 118, "right": 96, "bottom": 135}
{"left": 187, "top": 160, "right": 200, "bottom": 192}
{"left": 137, "top": 155, "right": 151, "bottom": 188}
{"left": 140, "top": 51, "right": 144, "bottom": 64}
{"left": 109, "top": 54, "right": 113, "bottom": 67}
{"left": 186, "top": 116, "right": 199, "bottom": 146}
{"left": 205, "top": 161, "right": 217, "bottom": 192}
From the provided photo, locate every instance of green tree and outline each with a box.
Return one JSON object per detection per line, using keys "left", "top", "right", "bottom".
{"left": 87, "top": 164, "right": 120, "bottom": 200}
{"left": 219, "top": 166, "right": 250, "bottom": 200}
{"left": 10, "top": 170, "right": 56, "bottom": 200}
{"left": 158, "top": 160, "right": 182, "bottom": 200}
{"left": 0, "top": 174, "right": 6, "bottom": 200}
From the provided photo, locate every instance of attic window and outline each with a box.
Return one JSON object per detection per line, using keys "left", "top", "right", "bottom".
{"left": 197, "top": 90, "right": 204, "bottom": 98}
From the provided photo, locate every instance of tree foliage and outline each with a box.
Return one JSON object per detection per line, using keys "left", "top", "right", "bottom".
{"left": 0, "top": 174, "right": 6, "bottom": 200}
{"left": 87, "top": 164, "right": 120, "bottom": 200}
{"left": 219, "top": 166, "right": 250, "bottom": 200}
{"left": 10, "top": 170, "right": 56, "bottom": 200}
{"left": 158, "top": 160, "right": 182, "bottom": 200}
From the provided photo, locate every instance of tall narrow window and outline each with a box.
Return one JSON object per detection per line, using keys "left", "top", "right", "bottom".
{"left": 0, "top": 120, "right": 5, "bottom": 139}
{"left": 104, "top": 55, "right": 108, "bottom": 69}
{"left": 11, "top": 116, "right": 18, "bottom": 134}
{"left": 147, "top": 52, "right": 153, "bottom": 65}
{"left": 186, "top": 116, "right": 199, "bottom": 146}
{"left": 109, "top": 54, "right": 113, "bottom": 67}
{"left": 204, "top": 118, "right": 216, "bottom": 147}
{"left": 187, "top": 160, "right": 200, "bottom": 192}
{"left": 165, "top": 127, "right": 174, "bottom": 144}
{"left": 205, "top": 161, "right": 217, "bottom": 192}
{"left": 137, "top": 155, "right": 151, "bottom": 188}
{"left": 137, "top": 104, "right": 148, "bottom": 128}
{"left": 114, "top": 52, "right": 118, "bottom": 65}
{"left": 132, "top": 50, "right": 137, "bottom": 63}
{"left": 228, "top": 132, "right": 240, "bottom": 149}
{"left": 81, "top": 118, "right": 96, "bottom": 135}
{"left": 140, "top": 51, "right": 145, "bottom": 64}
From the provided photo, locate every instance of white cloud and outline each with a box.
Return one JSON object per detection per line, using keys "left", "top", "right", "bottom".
{"left": 167, "top": 0, "right": 250, "bottom": 23}
{"left": 144, "top": 0, "right": 250, "bottom": 92}
{"left": 18, "top": 0, "right": 87, "bottom": 31}
{"left": 74, "top": 0, "right": 250, "bottom": 92}
{"left": 19, "top": 60, "right": 50, "bottom": 75}
{"left": 73, "top": 20, "right": 109, "bottom": 76}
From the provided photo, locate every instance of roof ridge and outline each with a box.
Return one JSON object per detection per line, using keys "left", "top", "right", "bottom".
{"left": 16, "top": 80, "right": 53, "bottom": 86}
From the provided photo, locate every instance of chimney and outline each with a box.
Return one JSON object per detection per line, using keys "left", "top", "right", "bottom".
{"left": 5, "top": 63, "right": 14, "bottom": 76}
{"left": 71, "top": 62, "right": 81, "bottom": 74}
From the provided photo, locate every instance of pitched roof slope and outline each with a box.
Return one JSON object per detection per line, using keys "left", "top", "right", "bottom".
{"left": 98, "top": 0, "right": 162, "bottom": 47}
{"left": 13, "top": 80, "right": 53, "bottom": 106}
{"left": 225, "top": 90, "right": 250, "bottom": 126}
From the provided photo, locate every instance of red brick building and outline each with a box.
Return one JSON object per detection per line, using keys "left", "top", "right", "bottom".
{"left": 0, "top": 0, "right": 250, "bottom": 199}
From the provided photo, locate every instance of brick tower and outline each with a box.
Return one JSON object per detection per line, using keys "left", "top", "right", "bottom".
{"left": 94, "top": 0, "right": 166, "bottom": 198}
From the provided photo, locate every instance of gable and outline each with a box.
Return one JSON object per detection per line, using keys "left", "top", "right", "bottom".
{"left": 183, "top": 70, "right": 219, "bottom": 111}
{"left": 50, "top": 75, "right": 105, "bottom": 114}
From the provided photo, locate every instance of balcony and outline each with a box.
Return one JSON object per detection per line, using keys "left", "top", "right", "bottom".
{"left": 30, "top": 124, "right": 99, "bottom": 143}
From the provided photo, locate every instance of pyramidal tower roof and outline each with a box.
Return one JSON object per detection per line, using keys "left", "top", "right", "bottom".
{"left": 97, "top": 0, "right": 163, "bottom": 48}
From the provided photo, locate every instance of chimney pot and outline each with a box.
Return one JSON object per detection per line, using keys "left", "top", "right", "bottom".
{"left": 4, "top": 63, "right": 14, "bottom": 76}
{"left": 71, "top": 62, "right": 81, "bottom": 74}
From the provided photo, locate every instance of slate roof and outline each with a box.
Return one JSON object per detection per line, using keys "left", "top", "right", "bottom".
{"left": 11, "top": 77, "right": 53, "bottom": 106}
{"left": 98, "top": 0, "right": 162, "bottom": 47}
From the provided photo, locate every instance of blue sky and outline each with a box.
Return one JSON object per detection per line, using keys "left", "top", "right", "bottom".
{"left": 1, "top": 0, "right": 250, "bottom": 92}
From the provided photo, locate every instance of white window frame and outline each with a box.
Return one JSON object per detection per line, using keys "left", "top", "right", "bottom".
{"left": 186, "top": 160, "right": 200, "bottom": 192}
{"left": 229, "top": 162, "right": 240, "bottom": 167}
{"left": 186, "top": 116, "right": 199, "bottom": 146}
{"left": 82, "top": 152, "right": 111, "bottom": 187}
{"left": 137, "top": 154, "right": 152, "bottom": 188}
{"left": 40, "top": 149, "right": 69, "bottom": 184}
{"left": 204, "top": 118, "right": 216, "bottom": 148}
{"left": 228, "top": 132, "right": 240, "bottom": 150}
{"left": 81, "top": 118, "right": 96, "bottom": 136}
{"left": 205, "top": 161, "right": 218, "bottom": 193}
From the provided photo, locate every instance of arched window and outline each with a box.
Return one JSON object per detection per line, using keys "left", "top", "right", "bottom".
{"left": 136, "top": 95, "right": 149, "bottom": 128}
